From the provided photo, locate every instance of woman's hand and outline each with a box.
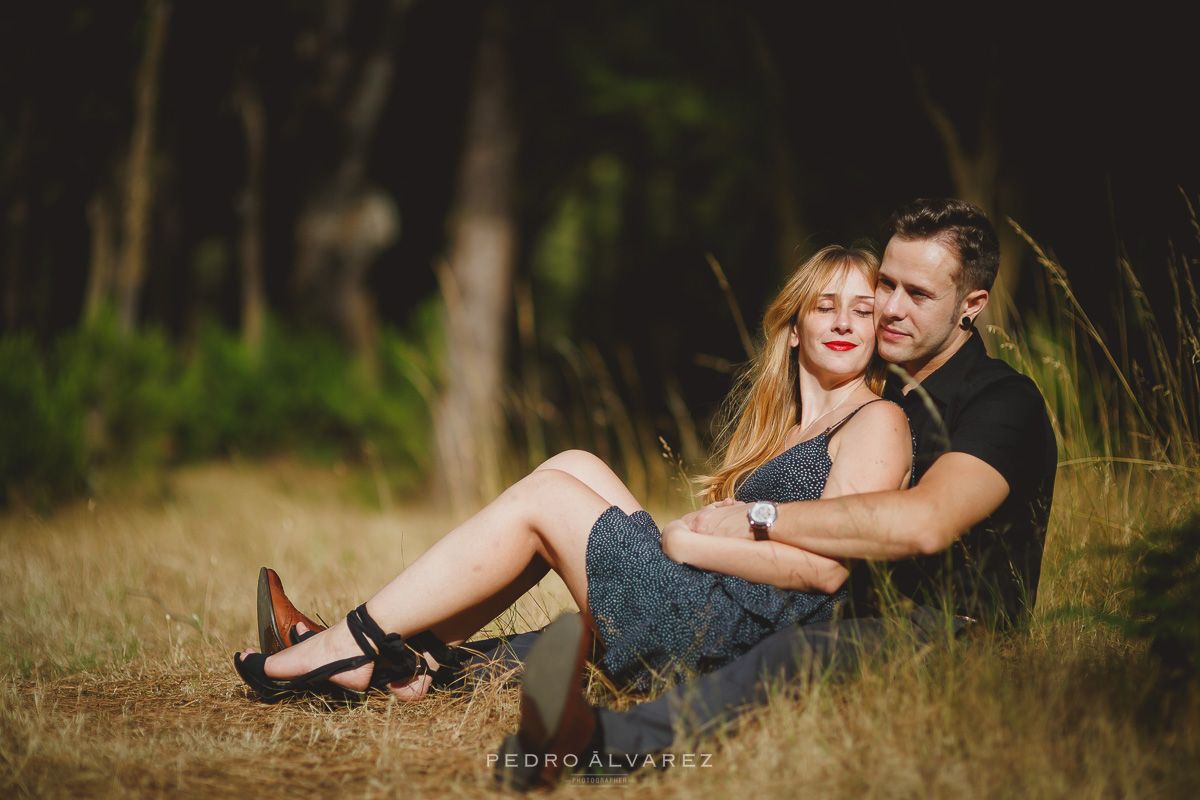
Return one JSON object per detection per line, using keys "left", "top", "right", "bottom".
{"left": 681, "top": 499, "right": 755, "bottom": 540}
{"left": 662, "top": 499, "right": 753, "bottom": 564}
{"left": 660, "top": 512, "right": 848, "bottom": 592}
{"left": 679, "top": 498, "right": 744, "bottom": 537}
{"left": 659, "top": 519, "right": 692, "bottom": 563}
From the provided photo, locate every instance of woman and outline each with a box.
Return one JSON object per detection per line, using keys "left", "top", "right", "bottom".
{"left": 234, "top": 245, "right": 912, "bottom": 701}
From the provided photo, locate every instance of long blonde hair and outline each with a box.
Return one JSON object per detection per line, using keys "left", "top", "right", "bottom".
{"left": 697, "top": 245, "right": 882, "bottom": 503}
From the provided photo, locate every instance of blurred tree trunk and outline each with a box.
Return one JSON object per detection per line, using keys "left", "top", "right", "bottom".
{"left": 433, "top": 2, "right": 518, "bottom": 512}
{"left": 235, "top": 69, "right": 267, "bottom": 356}
{"left": 115, "top": 0, "right": 171, "bottom": 335}
{"left": 749, "top": 21, "right": 809, "bottom": 274}
{"left": 2, "top": 103, "right": 33, "bottom": 333}
{"left": 292, "top": 0, "right": 409, "bottom": 374}
{"left": 915, "top": 70, "right": 1021, "bottom": 330}
{"left": 3, "top": 198, "right": 26, "bottom": 333}
{"left": 84, "top": 185, "right": 118, "bottom": 324}
{"left": 770, "top": 131, "right": 807, "bottom": 272}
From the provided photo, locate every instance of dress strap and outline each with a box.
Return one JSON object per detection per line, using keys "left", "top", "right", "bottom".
{"left": 824, "top": 398, "right": 890, "bottom": 439}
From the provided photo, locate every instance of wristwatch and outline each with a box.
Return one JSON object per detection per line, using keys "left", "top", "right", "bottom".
{"left": 747, "top": 500, "right": 777, "bottom": 541}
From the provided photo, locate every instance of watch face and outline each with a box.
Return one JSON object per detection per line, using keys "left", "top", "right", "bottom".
{"left": 749, "top": 501, "right": 776, "bottom": 527}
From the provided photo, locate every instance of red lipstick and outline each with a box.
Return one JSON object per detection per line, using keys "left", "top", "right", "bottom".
{"left": 824, "top": 341, "right": 856, "bottom": 351}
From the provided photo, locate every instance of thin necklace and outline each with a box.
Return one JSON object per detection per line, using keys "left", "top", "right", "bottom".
{"left": 795, "top": 381, "right": 861, "bottom": 441}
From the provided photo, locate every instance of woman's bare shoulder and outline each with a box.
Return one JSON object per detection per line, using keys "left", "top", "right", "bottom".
{"left": 849, "top": 398, "right": 908, "bottom": 426}
{"left": 824, "top": 397, "right": 912, "bottom": 492}
{"left": 839, "top": 398, "right": 911, "bottom": 445}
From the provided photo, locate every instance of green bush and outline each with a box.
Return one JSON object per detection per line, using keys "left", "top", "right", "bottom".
{"left": 0, "top": 315, "right": 434, "bottom": 506}
{"left": 172, "top": 322, "right": 265, "bottom": 458}
{"left": 52, "top": 313, "right": 177, "bottom": 471}
{"left": 1126, "top": 513, "right": 1200, "bottom": 687}
{"left": 172, "top": 320, "right": 430, "bottom": 467}
{"left": 0, "top": 334, "right": 86, "bottom": 503}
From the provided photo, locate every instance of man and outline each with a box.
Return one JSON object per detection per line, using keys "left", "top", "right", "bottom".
{"left": 495, "top": 197, "right": 1058, "bottom": 790}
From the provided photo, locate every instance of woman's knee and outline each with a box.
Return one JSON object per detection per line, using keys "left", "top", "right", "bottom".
{"left": 512, "top": 468, "right": 607, "bottom": 548}
{"left": 536, "top": 450, "right": 640, "bottom": 515}
{"left": 515, "top": 466, "right": 584, "bottom": 502}
{"left": 497, "top": 469, "right": 586, "bottom": 530}
{"left": 536, "top": 449, "right": 610, "bottom": 479}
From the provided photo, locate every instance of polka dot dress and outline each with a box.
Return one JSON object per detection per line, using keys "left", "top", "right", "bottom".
{"left": 585, "top": 408, "right": 877, "bottom": 691}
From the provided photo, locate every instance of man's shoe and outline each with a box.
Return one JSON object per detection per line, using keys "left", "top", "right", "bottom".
{"left": 494, "top": 613, "right": 595, "bottom": 792}
{"left": 257, "top": 567, "right": 326, "bottom": 655}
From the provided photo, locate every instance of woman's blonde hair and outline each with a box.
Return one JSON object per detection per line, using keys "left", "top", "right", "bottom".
{"left": 697, "top": 245, "right": 882, "bottom": 503}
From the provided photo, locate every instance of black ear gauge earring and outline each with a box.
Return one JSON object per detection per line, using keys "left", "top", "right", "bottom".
{"left": 961, "top": 315, "right": 973, "bottom": 330}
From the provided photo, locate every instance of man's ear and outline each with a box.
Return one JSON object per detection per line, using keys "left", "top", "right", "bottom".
{"left": 961, "top": 288, "right": 989, "bottom": 325}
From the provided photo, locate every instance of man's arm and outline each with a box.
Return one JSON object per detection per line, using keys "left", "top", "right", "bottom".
{"left": 662, "top": 400, "right": 912, "bottom": 589}
{"left": 688, "top": 452, "right": 1011, "bottom": 560}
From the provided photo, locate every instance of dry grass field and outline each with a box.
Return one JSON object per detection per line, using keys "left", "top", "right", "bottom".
{"left": 2, "top": 457, "right": 1198, "bottom": 799}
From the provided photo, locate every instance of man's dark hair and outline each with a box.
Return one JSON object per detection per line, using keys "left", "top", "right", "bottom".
{"left": 885, "top": 198, "right": 1000, "bottom": 295}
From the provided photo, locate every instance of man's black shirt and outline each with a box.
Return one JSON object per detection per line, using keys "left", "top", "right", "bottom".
{"left": 850, "top": 333, "right": 1058, "bottom": 626}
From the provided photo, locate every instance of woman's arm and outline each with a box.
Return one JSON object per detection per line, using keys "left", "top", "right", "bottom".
{"left": 661, "top": 519, "right": 850, "bottom": 593}
{"left": 662, "top": 401, "right": 912, "bottom": 591}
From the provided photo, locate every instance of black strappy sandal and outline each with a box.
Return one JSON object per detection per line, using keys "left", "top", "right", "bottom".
{"left": 249, "top": 624, "right": 468, "bottom": 699}
{"left": 422, "top": 636, "right": 471, "bottom": 691}
{"left": 254, "top": 567, "right": 467, "bottom": 693}
{"left": 287, "top": 625, "right": 467, "bottom": 691}
{"left": 233, "top": 603, "right": 421, "bottom": 703}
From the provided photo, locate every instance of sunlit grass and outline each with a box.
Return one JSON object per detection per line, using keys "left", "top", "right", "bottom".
{"left": 1, "top": 459, "right": 1196, "bottom": 798}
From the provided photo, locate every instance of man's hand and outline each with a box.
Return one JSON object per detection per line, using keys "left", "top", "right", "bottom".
{"left": 683, "top": 499, "right": 754, "bottom": 540}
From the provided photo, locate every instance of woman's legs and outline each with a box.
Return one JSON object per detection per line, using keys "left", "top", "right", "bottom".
{"left": 289, "top": 451, "right": 638, "bottom": 642}
{"left": 386, "top": 449, "right": 645, "bottom": 699}
{"left": 249, "top": 465, "right": 617, "bottom": 692}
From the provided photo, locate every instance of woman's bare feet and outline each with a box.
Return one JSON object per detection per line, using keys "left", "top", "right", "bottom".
{"left": 388, "top": 672, "right": 433, "bottom": 701}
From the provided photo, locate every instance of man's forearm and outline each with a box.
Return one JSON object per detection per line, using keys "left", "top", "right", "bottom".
{"left": 688, "top": 486, "right": 950, "bottom": 560}
{"left": 691, "top": 454, "right": 1010, "bottom": 561}
{"left": 768, "top": 453, "right": 1014, "bottom": 559}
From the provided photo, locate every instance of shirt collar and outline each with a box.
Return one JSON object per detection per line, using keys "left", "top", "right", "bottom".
{"left": 883, "top": 332, "right": 988, "bottom": 403}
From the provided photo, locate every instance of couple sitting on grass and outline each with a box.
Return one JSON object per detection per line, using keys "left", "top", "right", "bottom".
{"left": 233, "top": 197, "right": 1056, "bottom": 790}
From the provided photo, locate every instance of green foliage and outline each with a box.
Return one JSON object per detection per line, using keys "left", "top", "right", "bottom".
{"left": 0, "top": 311, "right": 178, "bottom": 504}
{"left": 175, "top": 322, "right": 383, "bottom": 459}
{"left": 0, "top": 335, "right": 86, "bottom": 503}
{"left": 1126, "top": 513, "right": 1200, "bottom": 685}
{"left": 53, "top": 312, "right": 177, "bottom": 471}
{"left": 0, "top": 316, "right": 433, "bottom": 506}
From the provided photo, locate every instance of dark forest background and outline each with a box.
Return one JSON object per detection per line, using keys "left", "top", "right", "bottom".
{"left": 2, "top": 1, "right": 1198, "bottom": 509}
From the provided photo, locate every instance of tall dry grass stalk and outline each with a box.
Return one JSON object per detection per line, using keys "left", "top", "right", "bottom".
{"left": 1000, "top": 214, "right": 1200, "bottom": 624}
